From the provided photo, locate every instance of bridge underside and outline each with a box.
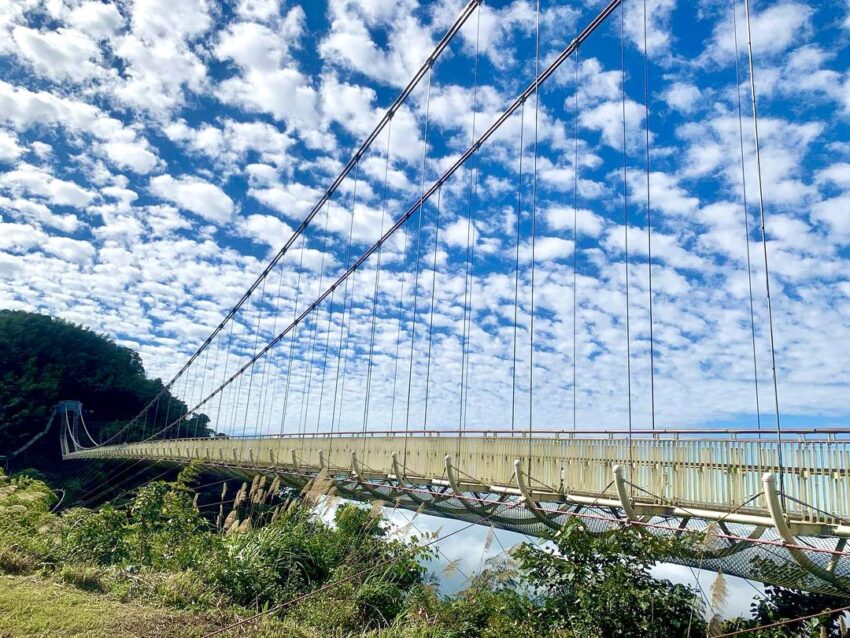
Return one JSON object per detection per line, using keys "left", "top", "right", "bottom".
{"left": 65, "top": 433, "right": 850, "bottom": 595}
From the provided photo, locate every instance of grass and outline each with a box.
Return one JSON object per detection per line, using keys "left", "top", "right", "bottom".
{"left": 0, "top": 574, "right": 282, "bottom": 638}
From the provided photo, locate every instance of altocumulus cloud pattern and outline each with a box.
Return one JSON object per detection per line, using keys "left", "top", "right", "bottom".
{"left": 1, "top": 0, "right": 850, "bottom": 435}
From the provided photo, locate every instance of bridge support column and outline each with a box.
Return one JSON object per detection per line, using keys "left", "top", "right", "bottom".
{"left": 612, "top": 465, "right": 639, "bottom": 522}
{"left": 391, "top": 452, "right": 403, "bottom": 482}
{"left": 763, "top": 472, "right": 848, "bottom": 592}
{"left": 763, "top": 472, "right": 794, "bottom": 543}
{"left": 514, "top": 459, "right": 562, "bottom": 531}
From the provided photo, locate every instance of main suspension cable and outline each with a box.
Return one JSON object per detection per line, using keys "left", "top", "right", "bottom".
{"left": 100, "top": 0, "right": 483, "bottom": 447}
{"left": 148, "top": 0, "right": 624, "bottom": 434}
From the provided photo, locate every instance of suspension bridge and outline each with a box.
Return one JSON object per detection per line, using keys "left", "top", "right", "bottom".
{"left": 58, "top": 0, "right": 850, "bottom": 597}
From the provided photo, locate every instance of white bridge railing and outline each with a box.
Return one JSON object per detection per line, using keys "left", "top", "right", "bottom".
{"left": 66, "top": 429, "right": 850, "bottom": 527}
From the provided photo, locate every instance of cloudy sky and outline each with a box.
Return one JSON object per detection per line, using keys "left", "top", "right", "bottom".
{"left": 2, "top": 0, "right": 850, "bottom": 437}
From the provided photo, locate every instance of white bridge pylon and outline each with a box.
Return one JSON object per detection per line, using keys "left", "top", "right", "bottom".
{"left": 64, "top": 428, "right": 850, "bottom": 595}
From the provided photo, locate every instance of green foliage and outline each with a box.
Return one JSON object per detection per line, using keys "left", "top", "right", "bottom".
{"left": 59, "top": 563, "right": 106, "bottom": 592}
{"left": 398, "top": 579, "right": 541, "bottom": 638}
{"left": 0, "top": 310, "right": 212, "bottom": 474}
{"left": 0, "top": 468, "right": 58, "bottom": 573}
{"left": 208, "top": 502, "right": 431, "bottom": 623}
{"left": 721, "top": 584, "right": 849, "bottom": 637}
{"left": 208, "top": 507, "right": 329, "bottom": 608}
{"left": 55, "top": 478, "right": 211, "bottom": 571}
{"left": 59, "top": 505, "right": 130, "bottom": 565}
{"left": 1, "top": 468, "right": 761, "bottom": 638}
{"left": 513, "top": 519, "right": 704, "bottom": 637}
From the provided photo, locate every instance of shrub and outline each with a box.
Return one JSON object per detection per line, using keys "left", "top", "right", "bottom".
{"left": 59, "top": 563, "right": 105, "bottom": 592}
{"left": 0, "top": 471, "right": 58, "bottom": 571}
{"left": 206, "top": 508, "right": 329, "bottom": 609}
{"left": 514, "top": 518, "right": 703, "bottom": 637}
{"left": 57, "top": 505, "right": 130, "bottom": 565}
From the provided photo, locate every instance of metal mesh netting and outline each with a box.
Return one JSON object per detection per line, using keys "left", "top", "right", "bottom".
{"left": 195, "top": 463, "right": 850, "bottom": 596}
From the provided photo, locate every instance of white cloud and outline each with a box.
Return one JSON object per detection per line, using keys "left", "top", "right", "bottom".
{"left": 215, "top": 6, "right": 319, "bottom": 130}
{"left": 623, "top": 0, "right": 676, "bottom": 55}
{"left": 705, "top": 1, "right": 813, "bottom": 64}
{"left": 218, "top": 69, "right": 320, "bottom": 130}
{"left": 44, "top": 236, "right": 96, "bottom": 264}
{"left": 444, "top": 217, "right": 473, "bottom": 248}
{"left": 238, "top": 213, "right": 294, "bottom": 247}
{"left": 0, "top": 81, "right": 160, "bottom": 173}
{"left": 580, "top": 98, "right": 645, "bottom": 149}
{"left": 12, "top": 25, "right": 105, "bottom": 82}
{"left": 250, "top": 181, "right": 321, "bottom": 221}
{"left": 0, "top": 129, "right": 22, "bottom": 163}
{"left": 149, "top": 175, "right": 235, "bottom": 224}
{"left": 0, "top": 164, "right": 95, "bottom": 208}
{"left": 67, "top": 2, "right": 125, "bottom": 40}
{"left": 216, "top": 20, "right": 288, "bottom": 71}
{"left": 320, "top": 75, "right": 377, "bottom": 137}
{"left": 816, "top": 163, "right": 850, "bottom": 189}
{"left": 546, "top": 206, "right": 605, "bottom": 238}
{"left": 519, "top": 236, "right": 574, "bottom": 262}
{"left": 810, "top": 194, "right": 850, "bottom": 240}
{"left": 0, "top": 195, "right": 81, "bottom": 233}
{"left": 0, "top": 222, "right": 47, "bottom": 252}
{"left": 630, "top": 171, "right": 700, "bottom": 218}
{"left": 165, "top": 119, "right": 295, "bottom": 170}
{"left": 320, "top": 0, "right": 430, "bottom": 86}
{"left": 663, "top": 82, "right": 701, "bottom": 114}
{"left": 139, "top": 0, "right": 211, "bottom": 38}
{"left": 235, "top": 0, "right": 282, "bottom": 23}
{"left": 111, "top": 0, "right": 211, "bottom": 114}
{"left": 102, "top": 141, "right": 160, "bottom": 174}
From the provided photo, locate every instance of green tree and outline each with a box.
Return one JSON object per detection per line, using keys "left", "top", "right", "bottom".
{"left": 0, "top": 310, "right": 211, "bottom": 470}
{"left": 514, "top": 519, "right": 704, "bottom": 637}
{"left": 722, "top": 585, "right": 849, "bottom": 637}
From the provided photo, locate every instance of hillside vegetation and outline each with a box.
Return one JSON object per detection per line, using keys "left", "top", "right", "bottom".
{"left": 0, "top": 464, "right": 701, "bottom": 637}
{"left": 3, "top": 464, "right": 846, "bottom": 637}
{"left": 0, "top": 310, "right": 210, "bottom": 474}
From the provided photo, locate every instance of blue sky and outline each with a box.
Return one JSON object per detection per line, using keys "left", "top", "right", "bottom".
{"left": 2, "top": 0, "right": 850, "bottom": 436}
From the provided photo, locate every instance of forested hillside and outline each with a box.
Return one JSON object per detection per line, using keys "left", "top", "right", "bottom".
{"left": 0, "top": 310, "right": 210, "bottom": 470}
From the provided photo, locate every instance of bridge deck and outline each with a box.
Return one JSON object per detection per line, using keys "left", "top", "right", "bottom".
{"left": 65, "top": 431, "right": 850, "bottom": 527}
